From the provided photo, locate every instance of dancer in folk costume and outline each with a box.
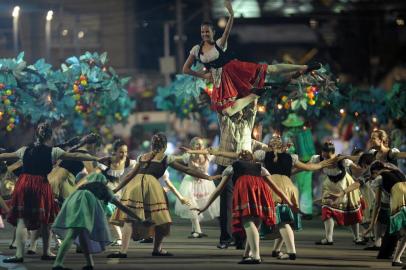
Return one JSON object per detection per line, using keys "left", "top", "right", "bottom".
{"left": 28, "top": 133, "right": 102, "bottom": 255}
{"left": 193, "top": 150, "right": 296, "bottom": 264}
{"left": 107, "top": 133, "right": 220, "bottom": 258}
{"left": 98, "top": 139, "right": 137, "bottom": 246}
{"left": 52, "top": 173, "right": 149, "bottom": 270}
{"left": 310, "top": 142, "right": 364, "bottom": 245}
{"left": 254, "top": 135, "right": 336, "bottom": 260}
{"left": 0, "top": 123, "right": 99, "bottom": 263}
{"left": 183, "top": 0, "right": 318, "bottom": 117}
{"left": 368, "top": 129, "right": 406, "bottom": 258}
{"left": 331, "top": 161, "right": 406, "bottom": 268}
{"left": 175, "top": 137, "right": 220, "bottom": 238}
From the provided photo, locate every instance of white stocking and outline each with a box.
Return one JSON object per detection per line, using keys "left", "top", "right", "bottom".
{"left": 279, "top": 224, "right": 296, "bottom": 253}
{"left": 393, "top": 231, "right": 406, "bottom": 263}
{"left": 28, "top": 230, "right": 39, "bottom": 252}
{"left": 191, "top": 217, "right": 202, "bottom": 234}
{"left": 273, "top": 238, "right": 284, "bottom": 252}
{"left": 374, "top": 222, "right": 385, "bottom": 247}
{"left": 350, "top": 223, "right": 360, "bottom": 241}
{"left": 243, "top": 218, "right": 260, "bottom": 260}
{"left": 120, "top": 223, "right": 132, "bottom": 254}
{"left": 15, "top": 219, "right": 28, "bottom": 258}
{"left": 324, "top": 218, "right": 334, "bottom": 242}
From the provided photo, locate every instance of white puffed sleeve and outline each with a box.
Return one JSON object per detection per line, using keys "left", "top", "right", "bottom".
{"left": 309, "top": 155, "right": 321, "bottom": 164}
{"left": 52, "top": 147, "right": 66, "bottom": 162}
{"left": 190, "top": 45, "right": 200, "bottom": 58}
{"left": 253, "top": 150, "right": 266, "bottom": 162}
{"left": 342, "top": 158, "right": 354, "bottom": 169}
{"left": 15, "top": 147, "right": 27, "bottom": 159}
{"left": 261, "top": 167, "right": 271, "bottom": 177}
{"left": 291, "top": 154, "right": 299, "bottom": 166}
{"left": 222, "top": 165, "right": 234, "bottom": 177}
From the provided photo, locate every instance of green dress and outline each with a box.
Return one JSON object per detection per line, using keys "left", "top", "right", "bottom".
{"left": 52, "top": 173, "right": 114, "bottom": 253}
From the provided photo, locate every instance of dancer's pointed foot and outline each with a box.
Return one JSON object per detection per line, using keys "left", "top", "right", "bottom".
{"left": 238, "top": 257, "right": 262, "bottom": 264}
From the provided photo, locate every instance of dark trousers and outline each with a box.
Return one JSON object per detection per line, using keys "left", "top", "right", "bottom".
{"left": 216, "top": 165, "right": 244, "bottom": 245}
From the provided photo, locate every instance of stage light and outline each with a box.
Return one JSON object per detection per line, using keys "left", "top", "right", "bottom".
{"left": 46, "top": 10, "right": 53, "bottom": 21}
{"left": 12, "top": 6, "right": 20, "bottom": 18}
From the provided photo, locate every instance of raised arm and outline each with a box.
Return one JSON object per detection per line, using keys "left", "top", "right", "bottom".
{"left": 294, "top": 158, "right": 334, "bottom": 171}
{"left": 218, "top": 0, "right": 234, "bottom": 48}
{"left": 0, "top": 152, "right": 19, "bottom": 161}
{"left": 59, "top": 152, "right": 98, "bottom": 162}
{"left": 113, "top": 163, "right": 140, "bottom": 193}
{"left": 394, "top": 151, "right": 406, "bottom": 159}
{"left": 169, "top": 161, "right": 221, "bottom": 181}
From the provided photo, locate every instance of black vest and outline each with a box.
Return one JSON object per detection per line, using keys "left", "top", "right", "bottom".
{"left": 231, "top": 160, "right": 262, "bottom": 184}
{"left": 22, "top": 144, "right": 53, "bottom": 176}
{"left": 197, "top": 42, "right": 233, "bottom": 69}
{"left": 264, "top": 152, "right": 293, "bottom": 177}
{"left": 59, "top": 149, "right": 87, "bottom": 176}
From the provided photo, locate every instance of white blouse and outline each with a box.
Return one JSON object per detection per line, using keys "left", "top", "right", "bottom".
{"left": 15, "top": 146, "right": 65, "bottom": 163}
{"left": 190, "top": 39, "right": 227, "bottom": 88}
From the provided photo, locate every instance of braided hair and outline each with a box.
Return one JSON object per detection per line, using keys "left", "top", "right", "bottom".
{"left": 34, "top": 122, "right": 52, "bottom": 146}
{"left": 143, "top": 133, "right": 167, "bottom": 168}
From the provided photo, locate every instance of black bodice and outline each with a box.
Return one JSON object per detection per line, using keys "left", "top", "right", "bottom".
{"left": 231, "top": 160, "right": 262, "bottom": 184}
{"left": 22, "top": 145, "right": 53, "bottom": 176}
{"left": 197, "top": 42, "right": 233, "bottom": 69}
{"left": 137, "top": 156, "right": 168, "bottom": 179}
{"left": 264, "top": 152, "right": 293, "bottom": 177}
{"left": 59, "top": 150, "right": 87, "bottom": 176}
{"left": 381, "top": 170, "right": 406, "bottom": 194}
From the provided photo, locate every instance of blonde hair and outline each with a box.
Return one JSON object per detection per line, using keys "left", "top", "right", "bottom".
{"left": 372, "top": 129, "right": 389, "bottom": 147}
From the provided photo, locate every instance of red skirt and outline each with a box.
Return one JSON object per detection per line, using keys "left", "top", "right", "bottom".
{"left": 232, "top": 175, "right": 276, "bottom": 236}
{"left": 7, "top": 174, "right": 59, "bottom": 230}
{"left": 211, "top": 60, "right": 267, "bottom": 112}
{"left": 321, "top": 205, "right": 363, "bottom": 226}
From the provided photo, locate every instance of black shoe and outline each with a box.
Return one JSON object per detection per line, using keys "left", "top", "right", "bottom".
{"left": 107, "top": 252, "right": 127, "bottom": 258}
{"left": 82, "top": 266, "right": 94, "bottom": 270}
{"left": 238, "top": 257, "right": 262, "bottom": 264}
{"left": 364, "top": 245, "right": 380, "bottom": 251}
{"left": 272, "top": 251, "right": 283, "bottom": 257}
{"left": 152, "top": 250, "right": 174, "bottom": 257}
{"left": 354, "top": 239, "right": 367, "bottom": 245}
{"left": 27, "top": 250, "right": 36, "bottom": 255}
{"left": 188, "top": 232, "right": 203, "bottom": 239}
{"left": 3, "top": 256, "right": 24, "bottom": 263}
{"left": 315, "top": 239, "right": 333, "bottom": 245}
{"left": 139, "top": 237, "right": 153, "bottom": 243}
{"left": 392, "top": 262, "right": 404, "bottom": 267}
{"left": 217, "top": 242, "right": 229, "bottom": 249}
{"left": 76, "top": 246, "right": 83, "bottom": 253}
{"left": 9, "top": 244, "right": 17, "bottom": 250}
{"left": 52, "top": 266, "right": 73, "bottom": 270}
{"left": 278, "top": 253, "right": 297, "bottom": 260}
{"left": 41, "top": 254, "right": 56, "bottom": 261}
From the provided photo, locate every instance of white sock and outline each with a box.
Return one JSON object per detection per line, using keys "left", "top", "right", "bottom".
{"left": 279, "top": 224, "right": 296, "bottom": 253}
{"left": 28, "top": 230, "right": 38, "bottom": 252}
{"left": 324, "top": 218, "right": 334, "bottom": 242}
{"left": 243, "top": 218, "right": 260, "bottom": 260}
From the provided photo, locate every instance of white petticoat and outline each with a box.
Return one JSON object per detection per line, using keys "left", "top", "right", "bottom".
{"left": 174, "top": 175, "right": 219, "bottom": 221}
